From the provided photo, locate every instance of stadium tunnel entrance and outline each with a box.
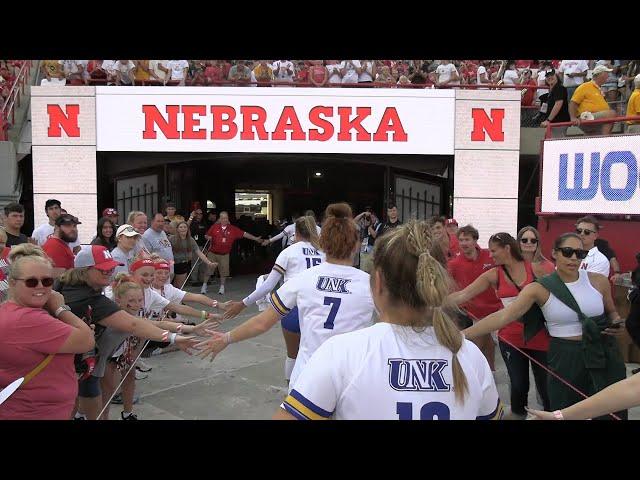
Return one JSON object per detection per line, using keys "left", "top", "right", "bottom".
{"left": 97, "top": 152, "right": 452, "bottom": 274}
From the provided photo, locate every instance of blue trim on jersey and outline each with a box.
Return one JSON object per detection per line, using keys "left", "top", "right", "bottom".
{"left": 476, "top": 399, "right": 504, "bottom": 420}
{"left": 281, "top": 307, "right": 300, "bottom": 333}
{"left": 289, "top": 389, "right": 333, "bottom": 418}
{"left": 282, "top": 403, "right": 309, "bottom": 420}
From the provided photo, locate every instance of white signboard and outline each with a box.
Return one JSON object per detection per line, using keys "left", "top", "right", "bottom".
{"left": 95, "top": 86, "right": 455, "bottom": 154}
{"left": 541, "top": 135, "right": 640, "bottom": 214}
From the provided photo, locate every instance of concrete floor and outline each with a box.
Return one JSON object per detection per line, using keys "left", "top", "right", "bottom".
{"left": 121, "top": 274, "right": 639, "bottom": 420}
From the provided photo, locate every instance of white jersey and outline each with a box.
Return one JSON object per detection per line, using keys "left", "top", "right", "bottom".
{"left": 270, "top": 262, "right": 375, "bottom": 388}
{"left": 279, "top": 223, "right": 322, "bottom": 247}
{"left": 281, "top": 323, "right": 502, "bottom": 420}
{"left": 144, "top": 286, "right": 172, "bottom": 319}
{"left": 274, "top": 240, "right": 325, "bottom": 283}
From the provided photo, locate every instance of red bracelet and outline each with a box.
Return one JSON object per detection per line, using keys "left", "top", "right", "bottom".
{"left": 161, "top": 330, "right": 169, "bottom": 342}
{"left": 552, "top": 410, "right": 564, "bottom": 420}
{"left": 176, "top": 324, "right": 183, "bottom": 333}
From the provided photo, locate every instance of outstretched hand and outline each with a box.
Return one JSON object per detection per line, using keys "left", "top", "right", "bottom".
{"left": 195, "top": 331, "right": 229, "bottom": 362}
{"left": 223, "top": 300, "right": 246, "bottom": 320}
{"left": 193, "top": 315, "right": 222, "bottom": 335}
{"left": 525, "top": 407, "right": 557, "bottom": 420}
{"left": 175, "top": 335, "right": 200, "bottom": 355}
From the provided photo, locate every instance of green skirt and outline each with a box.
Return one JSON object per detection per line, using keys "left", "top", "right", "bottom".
{"left": 547, "top": 336, "right": 628, "bottom": 420}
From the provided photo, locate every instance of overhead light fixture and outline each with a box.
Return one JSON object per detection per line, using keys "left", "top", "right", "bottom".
{"left": 313, "top": 171, "right": 323, "bottom": 177}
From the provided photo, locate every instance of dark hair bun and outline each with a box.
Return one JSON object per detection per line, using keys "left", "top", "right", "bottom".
{"left": 324, "top": 203, "right": 352, "bottom": 220}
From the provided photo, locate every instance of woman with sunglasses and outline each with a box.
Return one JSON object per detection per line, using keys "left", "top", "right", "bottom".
{"left": 462, "top": 233, "right": 627, "bottom": 420}
{"left": 0, "top": 244, "right": 95, "bottom": 419}
{"left": 447, "top": 232, "right": 551, "bottom": 419}
{"left": 517, "top": 226, "right": 555, "bottom": 275}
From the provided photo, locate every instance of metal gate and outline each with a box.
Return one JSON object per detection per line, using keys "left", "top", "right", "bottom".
{"left": 115, "top": 174, "right": 159, "bottom": 224}
{"left": 393, "top": 174, "right": 443, "bottom": 221}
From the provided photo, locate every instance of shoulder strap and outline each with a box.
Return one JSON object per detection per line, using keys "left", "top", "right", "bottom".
{"left": 537, "top": 272, "right": 586, "bottom": 320}
{"left": 501, "top": 265, "right": 522, "bottom": 292}
{"left": 22, "top": 355, "right": 55, "bottom": 387}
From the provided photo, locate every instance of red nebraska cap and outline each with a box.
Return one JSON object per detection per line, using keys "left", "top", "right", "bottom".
{"left": 102, "top": 208, "right": 118, "bottom": 217}
{"left": 74, "top": 245, "right": 124, "bottom": 271}
{"left": 445, "top": 218, "right": 458, "bottom": 226}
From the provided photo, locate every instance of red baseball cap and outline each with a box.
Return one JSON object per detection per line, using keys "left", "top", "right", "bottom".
{"left": 74, "top": 245, "right": 124, "bottom": 271}
{"left": 102, "top": 208, "right": 118, "bottom": 217}
{"left": 445, "top": 218, "right": 458, "bottom": 226}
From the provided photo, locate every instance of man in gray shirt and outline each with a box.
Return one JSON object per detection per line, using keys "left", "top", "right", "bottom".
{"left": 142, "top": 213, "right": 175, "bottom": 274}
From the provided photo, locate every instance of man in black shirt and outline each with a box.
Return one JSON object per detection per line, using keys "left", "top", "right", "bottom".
{"left": 372, "top": 203, "right": 402, "bottom": 241}
{"left": 3, "top": 202, "right": 29, "bottom": 247}
{"left": 540, "top": 69, "right": 571, "bottom": 137}
{"left": 594, "top": 237, "right": 621, "bottom": 282}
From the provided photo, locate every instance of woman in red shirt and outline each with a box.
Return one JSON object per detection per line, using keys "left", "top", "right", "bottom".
{"left": 518, "top": 226, "right": 555, "bottom": 275}
{"left": 0, "top": 244, "right": 94, "bottom": 420}
{"left": 447, "top": 232, "right": 551, "bottom": 419}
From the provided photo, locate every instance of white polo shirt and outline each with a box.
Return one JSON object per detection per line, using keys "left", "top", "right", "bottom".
{"left": 580, "top": 246, "right": 610, "bottom": 277}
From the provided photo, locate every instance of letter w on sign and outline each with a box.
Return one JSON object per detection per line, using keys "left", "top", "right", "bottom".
{"left": 47, "top": 104, "right": 81, "bottom": 137}
{"left": 470, "top": 108, "right": 504, "bottom": 142}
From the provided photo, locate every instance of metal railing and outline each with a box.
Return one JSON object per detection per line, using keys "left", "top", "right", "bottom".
{"left": 0, "top": 61, "right": 32, "bottom": 141}
{"left": 544, "top": 115, "right": 640, "bottom": 139}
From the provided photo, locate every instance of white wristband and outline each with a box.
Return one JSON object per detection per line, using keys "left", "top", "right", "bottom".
{"left": 169, "top": 333, "right": 177, "bottom": 345}
{"left": 552, "top": 410, "right": 564, "bottom": 420}
{"left": 224, "top": 332, "right": 232, "bottom": 345}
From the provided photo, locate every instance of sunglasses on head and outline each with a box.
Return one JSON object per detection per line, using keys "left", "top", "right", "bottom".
{"left": 520, "top": 238, "right": 538, "bottom": 244}
{"left": 576, "top": 228, "right": 595, "bottom": 235}
{"left": 15, "top": 277, "right": 55, "bottom": 288}
{"left": 555, "top": 247, "right": 589, "bottom": 260}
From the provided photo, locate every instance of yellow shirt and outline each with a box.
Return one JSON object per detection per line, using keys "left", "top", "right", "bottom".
{"left": 571, "top": 81, "right": 610, "bottom": 114}
{"left": 134, "top": 60, "right": 151, "bottom": 81}
{"left": 253, "top": 65, "right": 274, "bottom": 81}
{"left": 626, "top": 89, "right": 640, "bottom": 124}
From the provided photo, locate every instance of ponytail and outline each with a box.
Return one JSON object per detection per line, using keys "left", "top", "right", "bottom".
{"left": 295, "top": 215, "right": 321, "bottom": 251}
{"left": 374, "top": 220, "right": 469, "bottom": 403}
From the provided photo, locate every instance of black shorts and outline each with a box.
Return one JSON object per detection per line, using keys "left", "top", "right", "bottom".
{"left": 78, "top": 375, "right": 101, "bottom": 398}
{"left": 174, "top": 261, "right": 191, "bottom": 275}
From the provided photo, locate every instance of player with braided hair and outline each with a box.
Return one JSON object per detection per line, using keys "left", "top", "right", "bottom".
{"left": 272, "top": 220, "right": 502, "bottom": 420}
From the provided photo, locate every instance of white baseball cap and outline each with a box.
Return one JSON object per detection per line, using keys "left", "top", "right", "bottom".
{"left": 592, "top": 65, "right": 613, "bottom": 76}
{"left": 116, "top": 224, "right": 140, "bottom": 238}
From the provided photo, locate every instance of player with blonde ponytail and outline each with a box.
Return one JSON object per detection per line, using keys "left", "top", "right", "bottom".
{"left": 272, "top": 220, "right": 503, "bottom": 420}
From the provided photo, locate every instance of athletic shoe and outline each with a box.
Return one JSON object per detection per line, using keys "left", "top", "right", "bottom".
{"left": 121, "top": 411, "right": 138, "bottom": 420}
{"left": 136, "top": 359, "right": 152, "bottom": 372}
{"left": 111, "top": 394, "right": 140, "bottom": 405}
{"left": 135, "top": 370, "right": 148, "bottom": 380}
{"left": 218, "top": 285, "right": 225, "bottom": 295}
{"left": 632, "top": 367, "right": 640, "bottom": 375}
{"left": 200, "top": 283, "right": 208, "bottom": 294}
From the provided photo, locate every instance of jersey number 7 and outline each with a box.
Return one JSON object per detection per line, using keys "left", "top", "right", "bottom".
{"left": 323, "top": 296, "right": 341, "bottom": 329}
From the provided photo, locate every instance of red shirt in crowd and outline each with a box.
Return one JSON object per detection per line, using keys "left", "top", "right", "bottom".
{"left": 521, "top": 79, "right": 537, "bottom": 106}
{"left": 0, "top": 302, "right": 77, "bottom": 420}
{"left": 206, "top": 223, "right": 245, "bottom": 255}
{"left": 448, "top": 247, "right": 503, "bottom": 320}
{"left": 1, "top": 246, "right": 10, "bottom": 261}
{"left": 495, "top": 261, "right": 550, "bottom": 351}
{"left": 446, "top": 233, "right": 460, "bottom": 260}
{"left": 42, "top": 236, "right": 75, "bottom": 270}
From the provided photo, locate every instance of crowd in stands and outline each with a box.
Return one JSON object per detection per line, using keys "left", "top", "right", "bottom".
{"left": 34, "top": 59, "right": 639, "bottom": 108}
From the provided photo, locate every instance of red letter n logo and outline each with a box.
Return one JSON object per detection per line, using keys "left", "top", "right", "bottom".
{"left": 470, "top": 108, "right": 504, "bottom": 142}
{"left": 47, "top": 104, "right": 80, "bottom": 137}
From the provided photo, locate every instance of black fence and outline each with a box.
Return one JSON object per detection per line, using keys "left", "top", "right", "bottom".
{"left": 116, "top": 183, "right": 158, "bottom": 224}
{"left": 395, "top": 184, "right": 441, "bottom": 221}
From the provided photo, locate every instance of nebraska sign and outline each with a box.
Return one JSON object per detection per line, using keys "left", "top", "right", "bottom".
{"left": 94, "top": 86, "right": 456, "bottom": 154}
